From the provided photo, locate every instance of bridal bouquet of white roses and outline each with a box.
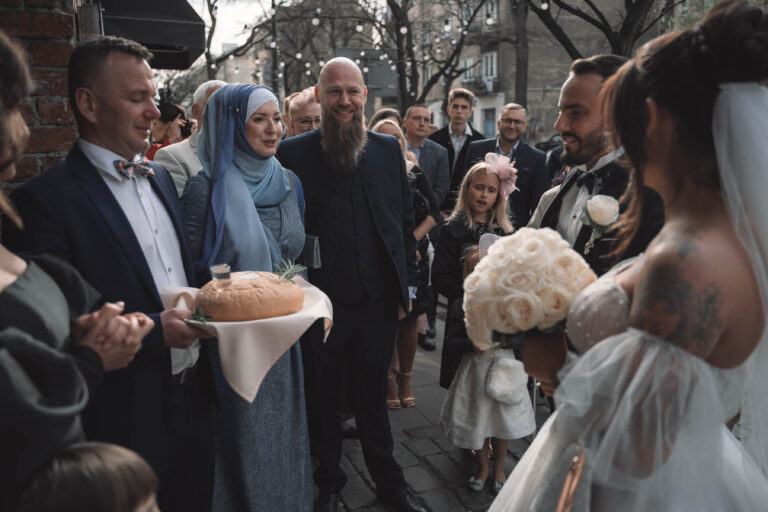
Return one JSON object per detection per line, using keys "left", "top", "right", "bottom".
{"left": 463, "top": 227, "right": 597, "bottom": 352}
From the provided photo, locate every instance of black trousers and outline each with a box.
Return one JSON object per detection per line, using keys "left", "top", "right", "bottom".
{"left": 308, "top": 289, "right": 405, "bottom": 494}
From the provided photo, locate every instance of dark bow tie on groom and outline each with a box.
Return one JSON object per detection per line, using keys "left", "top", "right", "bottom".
{"left": 574, "top": 164, "right": 617, "bottom": 194}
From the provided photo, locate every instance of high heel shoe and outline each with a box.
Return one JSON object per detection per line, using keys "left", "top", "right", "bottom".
{"left": 398, "top": 371, "right": 415, "bottom": 408}
{"left": 492, "top": 479, "right": 506, "bottom": 495}
{"left": 386, "top": 373, "right": 401, "bottom": 410}
{"left": 468, "top": 475, "right": 486, "bottom": 492}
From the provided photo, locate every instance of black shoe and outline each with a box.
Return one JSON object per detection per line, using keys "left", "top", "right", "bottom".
{"left": 377, "top": 488, "right": 430, "bottom": 512}
{"left": 426, "top": 327, "right": 436, "bottom": 339}
{"left": 314, "top": 492, "right": 340, "bottom": 512}
{"left": 417, "top": 333, "right": 436, "bottom": 351}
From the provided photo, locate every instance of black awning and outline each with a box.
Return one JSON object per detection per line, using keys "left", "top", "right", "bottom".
{"left": 100, "top": 0, "right": 206, "bottom": 70}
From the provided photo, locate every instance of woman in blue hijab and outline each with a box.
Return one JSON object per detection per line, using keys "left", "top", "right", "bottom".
{"left": 181, "top": 84, "right": 311, "bottom": 511}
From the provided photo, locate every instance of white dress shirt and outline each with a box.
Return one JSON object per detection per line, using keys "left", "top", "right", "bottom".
{"left": 556, "top": 148, "right": 624, "bottom": 246}
{"left": 78, "top": 139, "right": 199, "bottom": 374}
{"left": 449, "top": 123, "right": 473, "bottom": 167}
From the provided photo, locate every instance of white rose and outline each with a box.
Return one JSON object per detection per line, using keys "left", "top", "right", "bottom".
{"left": 546, "top": 250, "right": 589, "bottom": 285}
{"left": 536, "top": 283, "right": 573, "bottom": 329}
{"left": 514, "top": 236, "right": 550, "bottom": 270}
{"left": 483, "top": 248, "right": 515, "bottom": 269}
{"left": 535, "top": 228, "right": 571, "bottom": 253}
{"left": 500, "top": 291, "right": 545, "bottom": 333}
{"left": 565, "top": 266, "right": 598, "bottom": 295}
{"left": 463, "top": 271, "right": 497, "bottom": 302}
{"left": 486, "top": 300, "right": 520, "bottom": 333}
{"left": 464, "top": 303, "right": 493, "bottom": 351}
{"left": 496, "top": 268, "right": 542, "bottom": 295}
{"left": 586, "top": 195, "right": 620, "bottom": 226}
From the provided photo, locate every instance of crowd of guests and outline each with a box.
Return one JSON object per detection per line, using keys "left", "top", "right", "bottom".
{"left": 1, "top": 1, "right": 767, "bottom": 510}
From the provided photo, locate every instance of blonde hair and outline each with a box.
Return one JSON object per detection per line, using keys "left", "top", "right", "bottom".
{"left": 448, "top": 162, "right": 513, "bottom": 233}
{"left": 371, "top": 118, "right": 409, "bottom": 163}
{"left": 288, "top": 87, "right": 317, "bottom": 118}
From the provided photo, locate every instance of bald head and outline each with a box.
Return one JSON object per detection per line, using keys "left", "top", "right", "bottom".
{"left": 318, "top": 57, "right": 364, "bottom": 88}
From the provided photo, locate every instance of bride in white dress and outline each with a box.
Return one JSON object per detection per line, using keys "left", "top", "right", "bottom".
{"left": 490, "top": 2, "right": 768, "bottom": 510}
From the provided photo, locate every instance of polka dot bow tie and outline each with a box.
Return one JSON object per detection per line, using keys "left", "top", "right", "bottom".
{"left": 113, "top": 158, "right": 155, "bottom": 179}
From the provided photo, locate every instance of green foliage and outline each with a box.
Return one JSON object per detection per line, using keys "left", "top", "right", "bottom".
{"left": 273, "top": 259, "right": 307, "bottom": 282}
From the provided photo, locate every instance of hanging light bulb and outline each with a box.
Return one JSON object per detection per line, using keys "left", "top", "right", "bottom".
{"left": 363, "top": 66, "right": 369, "bottom": 73}
{"left": 355, "top": 58, "right": 361, "bottom": 64}
{"left": 379, "top": 53, "right": 386, "bottom": 60}
{"left": 462, "top": 29, "right": 468, "bottom": 35}
{"left": 228, "top": 54, "right": 234, "bottom": 60}
{"left": 541, "top": 2, "right": 549, "bottom": 9}
{"left": 268, "top": 8, "right": 275, "bottom": 16}
{"left": 443, "top": 20, "right": 451, "bottom": 32}
{"left": 435, "top": 46, "right": 442, "bottom": 54}
{"left": 390, "top": 64, "right": 396, "bottom": 70}
{"left": 305, "top": 61, "right": 310, "bottom": 68}
{"left": 294, "top": 52, "right": 302, "bottom": 59}
{"left": 269, "top": 40, "right": 277, "bottom": 48}
{"left": 360, "top": 50, "right": 365, "bottom": 56}
{"left": 486, "top": 15, "right": 494, "bottom": 25}
{"left": 278, "top": 72, "right": 283, "bottom": 78}
{"left": 356, "top": 22, "right": 363, "bottom": 32}
{"left": 279, "top": 61, "right": 285, "bottom": 68}
{"left": 319, "top": 60, "right": 325, "bottom": 67}
{"left": 311, "top": 17, "right": 320, "bottom": 25}
{"left": 209, "top": 63, "right": 216, "bottom": 69}
{"left": 305, "top": 69, "right": 311, "bottom": 75}
{"left": 434, "top": 35, "right": 441, "bottom": 43}
{"left": 450, "top": 37, "right": 456, "bottom": 45}
{"left": 400, "top": 26, "right": 408, "bottom": 35}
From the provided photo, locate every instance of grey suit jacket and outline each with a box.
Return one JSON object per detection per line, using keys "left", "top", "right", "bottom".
{"left": 154, "top": 131, "right": 203, "bottom": 197}
{"left": 416, "top": 138, "right": 450, "bottom": 205}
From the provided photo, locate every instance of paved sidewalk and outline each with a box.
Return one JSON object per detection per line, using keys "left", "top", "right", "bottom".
{"left": 336, "top": 307, "right": 551, "bottom": 511}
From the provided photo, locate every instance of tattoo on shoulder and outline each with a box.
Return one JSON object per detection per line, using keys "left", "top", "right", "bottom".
{"left": 633, "top": 235, "right": 723, "bottom": 357}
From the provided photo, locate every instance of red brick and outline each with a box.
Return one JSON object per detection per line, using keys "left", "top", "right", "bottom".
{"left": 40, "top": 154, "right": 66, "bottom": 170}
{"left": 29, "top": 41, "right": 73, "bottom": 68}
{"left": 19, "top": 102, "right": 36, "bottom": 125}
{"left": 37, "top": 99, "right": 74, "bottom": 125}
{"left": 0, "top": 11, "right": 74, "bottom": 40}
{"left": 11, "top": 157, "right": 39, "bottom": 181}
{"left": 26, "top": 127, "right": 77, "bottom": 153}
{"left": 29, "top": 69, "right": 67, "bottom": 96}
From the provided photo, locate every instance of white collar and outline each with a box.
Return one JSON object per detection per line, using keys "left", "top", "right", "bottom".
{"left": 450, "top": 123, "right": 473, "bottom": 138}
{"left": 78, "top": 139, "right": 141, "bottom": 181}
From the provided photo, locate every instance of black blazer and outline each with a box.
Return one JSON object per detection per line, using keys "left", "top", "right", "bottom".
{"left": 461, "top": 139, "right": 549, "bottom": 228}
{"left": 540, "top": 161, "right": 665, "bottom": 276}
{"left": 276, "top": 129, "right": 418, "bottom": 309}
{"left": 428, "top": 123, "right": 485, "bottom": 211}
{"left": 3, "top": 144, "right": 207, "bottom": 467}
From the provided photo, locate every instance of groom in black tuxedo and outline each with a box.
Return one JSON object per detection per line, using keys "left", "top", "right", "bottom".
{"left": 524, "top": 54, "right": 664, "bottom": 394}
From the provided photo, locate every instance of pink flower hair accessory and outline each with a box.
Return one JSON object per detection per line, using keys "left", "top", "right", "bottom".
{"left": 484, "top": 152, "right": 518, "bottom": 198}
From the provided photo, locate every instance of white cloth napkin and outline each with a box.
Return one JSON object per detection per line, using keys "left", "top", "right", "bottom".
{"left": 161, "top": 276, "right": 333, "bottom": 402}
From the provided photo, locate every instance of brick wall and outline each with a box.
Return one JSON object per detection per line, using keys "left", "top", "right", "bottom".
{"left": 0, "top": 0, "right": 81, "bottom": 182}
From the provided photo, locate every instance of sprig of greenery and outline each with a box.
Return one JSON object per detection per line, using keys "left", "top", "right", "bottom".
{"left": 273, "top": 258, "right": 307, "bottom": 282}
{"left": 190, "top": 306, "right": 212, "bottom": 324}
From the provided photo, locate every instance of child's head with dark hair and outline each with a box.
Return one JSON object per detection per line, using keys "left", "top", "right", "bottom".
{"left": 16, "top": 442, "right": 158, "bottom": 512}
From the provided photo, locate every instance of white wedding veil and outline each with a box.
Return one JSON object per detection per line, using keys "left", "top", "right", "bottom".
{"left": 713, "top": 81, "right": 768, "bottom": 477}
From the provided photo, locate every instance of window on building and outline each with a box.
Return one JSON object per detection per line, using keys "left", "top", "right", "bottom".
{"left": 461, "top": 57, "right": 475, "bottom": 81}
{"left": 484, "top": 0, "right": 499, "bottom": 23}
{"left": 483, "top": 108, "right": 496, "bottom": 136}
{"left": 482, "top": 51, "right": 497, "bottom": 80}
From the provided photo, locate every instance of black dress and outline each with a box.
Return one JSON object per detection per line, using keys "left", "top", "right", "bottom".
{"left": 0, "top": 254, "right": 103, "bottom": 508}
{"left": 431, "top": 212, "right": 507, "bottom": 389}
{"left": 408, "top": 166, "right": 439, "bottom": 315}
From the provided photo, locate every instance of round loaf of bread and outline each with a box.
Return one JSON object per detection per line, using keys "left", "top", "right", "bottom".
{"left": 196, "top": 271, "right": 304, "bottom": 321}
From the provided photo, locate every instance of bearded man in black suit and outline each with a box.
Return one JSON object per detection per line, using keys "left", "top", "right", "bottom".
{"left": 276, "top": 57, "right": 429, "bottom": 512}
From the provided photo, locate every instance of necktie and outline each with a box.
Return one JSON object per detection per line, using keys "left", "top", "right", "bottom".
{"left": 114, "top": 158, "right": 155, "bottom": 179}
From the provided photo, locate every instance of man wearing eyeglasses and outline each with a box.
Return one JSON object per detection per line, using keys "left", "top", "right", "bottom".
{"left": 460, "top": 103, "right": 548, "bottom": 227}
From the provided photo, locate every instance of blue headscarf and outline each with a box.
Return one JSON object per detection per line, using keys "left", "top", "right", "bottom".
{"left": 197, "top": 84, "right": 291, "bottom": 272}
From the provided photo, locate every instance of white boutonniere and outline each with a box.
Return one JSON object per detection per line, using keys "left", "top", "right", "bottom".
{"left": 581, "top": 195, "right": 620, "bottom": 255}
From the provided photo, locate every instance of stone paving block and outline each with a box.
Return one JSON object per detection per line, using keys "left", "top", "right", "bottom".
{"left": 340, "top": 454, "right": 358, "bottom": 476}
{"left": 391, "top": 429, "right": 409, "bottom": 443}
{"left": 402, "top": 437, "right": 442, "bottom": 457}
{"left": 507, "top": 437, "right": 531, "bottom": 458}
{"left": 425, "top": 453, "right": 466, "bottom": 486}
{"left": 403, "top": 465, "right": 442, "bottom": 493}
{"left": 431, "top": 432, "right": 458, "bottom": 452}
{"left": 341, "top": 474, "right": 376, "bottom": 510}
{"left": 404, "top": 423, "right": 443, "bottom": 438}
{"left": 418, "top": 487, "right": 466, "bottom": 512}
{"left": 448, "top": 448, "right": 474, "bottom": 469}
{"left": 393, "top": 442, "right": 420, "bottom": 468}
{"left": 345, "top": 447, "right": 372, "bottom": 482}
{"left": 456, "top": 487, "right": 496, "bottom": 510}
{"left": 388, "top": 406, "right": 432, "bottom": 432}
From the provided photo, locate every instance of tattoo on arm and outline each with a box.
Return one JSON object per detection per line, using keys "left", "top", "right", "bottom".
{"left": 630, "top": 234, "right": 723, "bottom": 357}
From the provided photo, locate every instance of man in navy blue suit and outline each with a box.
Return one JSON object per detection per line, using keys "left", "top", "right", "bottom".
{"left": 277, "top": 58, "right": 428, "bottom": 512}
{"left": 3, "top": 37, "right": 213, "bottom": 512}
{"left": 460, "top": 103, "right": 549, "bottom": 228}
